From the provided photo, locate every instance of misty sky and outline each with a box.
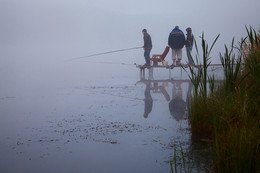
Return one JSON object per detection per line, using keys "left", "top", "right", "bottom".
{"left": 1, "top": 1, "right": 259, "bottom": 172}
{"left": 1, "top": 0, "right": 260, "bottom": 89}
{"left": 1, "top": 0, "right": 260, "bottom": 61}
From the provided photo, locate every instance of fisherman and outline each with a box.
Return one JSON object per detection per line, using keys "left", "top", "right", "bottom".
{"left": 142, "top": 29, "right": 152, "bottom": 66}
{"left": 168, "top": 26, "right": 185, "bottom": 66}
{"left": 185, "top": 27, "right": 194, "bottom": 65}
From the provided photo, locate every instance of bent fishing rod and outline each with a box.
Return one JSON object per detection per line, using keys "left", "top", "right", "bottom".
{"left": 70, "top": 46, "right": 143, "bottom": 60}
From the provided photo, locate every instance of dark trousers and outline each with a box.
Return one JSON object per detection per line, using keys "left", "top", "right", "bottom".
{"left": 144, "top": 47, "right": 152, "bottom": 65}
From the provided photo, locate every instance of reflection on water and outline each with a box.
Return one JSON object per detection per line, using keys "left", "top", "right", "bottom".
{"left": 143, "top": 81, "right": 153, "bottom": 118}
{"left": 141, "top": 79, "right": 212, "bottom": 170}
{"left": 141, "top": 79, "right": 191, "bottom": 122}
{"left": 0, "top": 68, "right": 211, "bottom": 172}
{"left": 169, "top": 82, "right": 191, "bottom": 121}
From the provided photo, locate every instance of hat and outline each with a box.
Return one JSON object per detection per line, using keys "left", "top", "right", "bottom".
{"left": 142, "top": 29, "right": 147, "bottom": 33}
{"left": 174, "top": 26, "right": 179, "bottom": 30}
{"left": 186, "top": 27, "right": 192, "bottom": 32}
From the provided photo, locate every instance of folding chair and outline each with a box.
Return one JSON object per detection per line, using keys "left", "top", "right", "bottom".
{"left": 150, "top": 46, "right": 170, "bottom": 66}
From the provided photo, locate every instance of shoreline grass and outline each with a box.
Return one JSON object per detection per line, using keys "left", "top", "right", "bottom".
{"left": 181, "top": 26, "right": 260, "bottom": 172}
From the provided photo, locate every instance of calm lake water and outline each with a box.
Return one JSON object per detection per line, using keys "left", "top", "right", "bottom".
{"left": 0, "top": 60, "right": 221, "bottom": 173}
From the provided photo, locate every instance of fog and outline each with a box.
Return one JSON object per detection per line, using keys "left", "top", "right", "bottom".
{"left": 1, "top": 1, "right": 259, "bottom": 92}
{"left": 0, "top": 0, "right": 260, "bottom": 172}
{"left": 1, "top": 0, "right": 260, "bottom": 129}
{"left": 2, "top": 0, "right": 260, "bottom": 57}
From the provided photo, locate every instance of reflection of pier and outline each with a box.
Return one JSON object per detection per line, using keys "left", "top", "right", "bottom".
{"left": 136, "top": 79, "right": 190, "bottom": 84}
{"left": 137, "top": 78, "right": 192, "bottom": 121}
{"left": 136, "top": 63, "right": 223, "bottom": 119}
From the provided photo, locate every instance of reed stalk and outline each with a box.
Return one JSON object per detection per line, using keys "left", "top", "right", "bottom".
{"left": 170, "top": 146, "right": 192, "bottom": 173}
{"left": 220, "top": 38, "right": 242, "bottom": 92}
{"left": 181, "top": 26, "right": 260, "bottom": 172}
{"left": 182, "top": 33, "right": 220, "bottom": 98}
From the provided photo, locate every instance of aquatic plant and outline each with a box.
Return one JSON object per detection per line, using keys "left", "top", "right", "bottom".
{"left": 182, "top": 26, "right": 260, "bottom": 172}
{"left": 170, "top": 146, "right": 192, "bottom": 173}
{"left": 212, "top": 27, "right": 260, "bottom": 172}
{"left": 182, "top": 33, "right": 219, "bottom": 98}
{"left": 220, "top": 38, "right": 242, "bottom": 92}
{"left": 182, "top": 33, "right": 220, "bottom": 136}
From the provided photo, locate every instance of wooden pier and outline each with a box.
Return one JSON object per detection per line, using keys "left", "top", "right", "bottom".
{"left": 136, "top": 64, "right": 189, "bottom": 80}
{"left": 136, "top": 65, "right": 169, "bottom": 79}
{"left": 136, "top": 64, "right": 222, "bottom": 80}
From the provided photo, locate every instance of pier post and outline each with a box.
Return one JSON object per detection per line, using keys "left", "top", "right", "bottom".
{"left": 148, "top": 67, "right": 153, "bottom": 80}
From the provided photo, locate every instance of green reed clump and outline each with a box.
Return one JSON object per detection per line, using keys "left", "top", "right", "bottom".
{"left": 183, "top": 33, "right": 220, "bottom": 98}
{"left": 214, "top": 121, "right": 260, "bottom": 172}
{"left": 241, "top": 26, "right": 260, "bottom": 116}
{"left": 184, "top": 26, "right": 260, "bottom": 172}
{"left": 183, "top": 33, "right": 220, "bottom": 135}
{"left": 220, "top": 38, "right": 242, "bottom": 92}
{"left": 170, "top": 146, "right": 192, "bottom": 173}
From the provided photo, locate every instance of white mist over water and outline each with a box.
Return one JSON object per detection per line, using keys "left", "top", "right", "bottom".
{"left": 1, "top": 0, "right": 260, "bottom": 172}
{"left": 1, "top": 0, "right": 260, "bottom": 93}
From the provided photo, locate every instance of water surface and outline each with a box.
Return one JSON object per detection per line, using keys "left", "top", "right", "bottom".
{"left": 0, "top": 62, "right": 213, "bottom": 173}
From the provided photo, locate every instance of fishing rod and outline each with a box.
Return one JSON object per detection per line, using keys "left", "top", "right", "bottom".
{"left": 70, "top": 46, "right": 143, "bottom": 60}
{"left": 74, "top": 60, "right": 137, "bottom": 66}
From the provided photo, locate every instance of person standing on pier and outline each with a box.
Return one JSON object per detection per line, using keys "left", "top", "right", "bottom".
{"left": 185, "top": 27, "right": 194, "bottom": 65}
{"left": 142, "top": 29, "right": 152, "bottom": 66}
{"left": 168, "top": 26, "right": 185, "bottom": 66}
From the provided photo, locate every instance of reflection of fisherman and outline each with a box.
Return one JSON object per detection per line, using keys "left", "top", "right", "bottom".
{"left": 169, "top": 82, "right": 186, "bottom": 121}
{"left": 143, "top": 81, "right": 153, "bottom": 118}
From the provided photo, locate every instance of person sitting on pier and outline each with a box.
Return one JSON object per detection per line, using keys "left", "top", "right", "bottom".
{"left": 168, "top": 26, "right": 185, "bottom": 66}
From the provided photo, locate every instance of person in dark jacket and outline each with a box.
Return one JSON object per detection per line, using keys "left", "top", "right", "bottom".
{"left": 142, "top": 29, "right": 152, "bottom": 66}
{"left": 185, "top": 27, "right": 194, "bottom": 65}
{"left": 168, "top": 26, "right": 185, "bottom": 66}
